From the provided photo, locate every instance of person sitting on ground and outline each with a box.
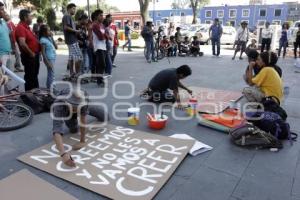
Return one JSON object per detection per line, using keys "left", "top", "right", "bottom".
{"left": 245, "top": 39, "right": 257, "bottom": 55}
{"left": 159, "top": 36, "right": 170, "bottom": 56}
{"left": 243, "top": 51, "right": 283, "bottom": 103}
{"left": 141, "top": 65, "right": 193, "bottom": 108}
{"left": 168, "top": 36, "right": 177, "bottom": 57}
{"left": 160, "top": 36, "right": 170, "bottom": 49}
{"left": 180, "top": 36, "right": 190, "bottom": 55}
{"left": 190, "top": 36, "right": 201, "bottom": 56}
{"left": 52, "top": 88, "right": 109, "bottom": 167}
{"left": 245, "top": 49, "right": 282, "bottom": 78}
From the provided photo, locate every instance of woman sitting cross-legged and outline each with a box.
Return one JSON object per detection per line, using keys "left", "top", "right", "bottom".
{"left": 243, "top": 51, "right": 283, "bottom": 104}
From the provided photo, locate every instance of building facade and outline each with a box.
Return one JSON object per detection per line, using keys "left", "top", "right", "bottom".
{"left": 200, "top": 4, "right": 288, "bottom": 28}
{"left": 150, "top": 3, "right": 290, "bottom": 29}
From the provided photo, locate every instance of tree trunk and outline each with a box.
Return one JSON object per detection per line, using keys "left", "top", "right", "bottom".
{"left": 192, "top": 7, "right": 197, "bottom": 24}
{"left": 138, "top": 0, "right": 149, "bottom": 26}
{"left": 191, "top": 0, "right": 199, "bottom": 24}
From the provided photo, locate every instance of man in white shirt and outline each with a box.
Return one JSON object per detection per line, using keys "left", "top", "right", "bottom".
{"left": 232, "top": 21, "right": 249, "bottom": 60}
{"left": 92, "top": 9, "right": 107, "bottom": 87}
{"left": 261, "top": 22, "right": 272, "bottom": 52}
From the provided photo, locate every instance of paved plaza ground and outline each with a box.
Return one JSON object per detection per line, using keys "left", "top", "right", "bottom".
{"left": 1, "top": 45, "right": 300, "bottom": 200}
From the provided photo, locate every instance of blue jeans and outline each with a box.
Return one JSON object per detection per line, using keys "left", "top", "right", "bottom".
{"left": 145, "top": 40, "right": 155, "bottom": 61}
{"left": 47, "top": 59, "right": 55, "bottom": 89}
{"left": 278, "top": 39, "right": 288, "bottom": 57}
{"left": 87, "top": 47, "right": 94, "bottom": 72}
{"left": 105, "top": 52, "right": 112, "bottom": 75}
{"left": 211, "top": 38, "right": 220, "bottom": 56}
{"left": 81, "top": 48, "right": 89, "bottom": 74}
{"left": 124, "top": 35, "right": 132, "bottom": 50}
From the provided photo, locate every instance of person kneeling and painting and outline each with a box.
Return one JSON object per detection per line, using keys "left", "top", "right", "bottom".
{"left": 142, "top": 65, "right": 193, "bottom": 108}
{"left": 243, "top": 51, "right": 283, "bottom": 103}
{"left": 52, "top": 89, "right": 108, "bottom": 167}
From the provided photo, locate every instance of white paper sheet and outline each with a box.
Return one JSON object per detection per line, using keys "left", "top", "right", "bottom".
{"left": 170, "top": 134, "right": 213, "bottom": 156}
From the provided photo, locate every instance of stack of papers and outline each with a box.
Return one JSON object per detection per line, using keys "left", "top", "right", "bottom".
{"left": 170, "top": 134, "right": 213, "bottom": 156}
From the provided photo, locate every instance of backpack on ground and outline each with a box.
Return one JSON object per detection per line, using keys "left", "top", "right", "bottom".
{"left": 229, "top": 123, "right": 283, "bottom": 149}
{"left": 19, "top": 88, "right": 55, "bottom": 114}
{"left": 249, "top": 111, "right": 297, "bottom": 142}
{"left": 260, "top": 96, "right": 287, "bottom": 120}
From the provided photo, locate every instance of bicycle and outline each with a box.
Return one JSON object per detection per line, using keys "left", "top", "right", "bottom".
{"left": 0, "top": 92, "right": 34, "bottom": 131}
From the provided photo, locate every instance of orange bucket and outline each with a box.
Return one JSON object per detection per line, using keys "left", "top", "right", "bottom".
{"left": 147, "top": 114, "right": 168, "bottom": 130}
{"left": 120, "top": 32, "right": 125, "bottom": 41}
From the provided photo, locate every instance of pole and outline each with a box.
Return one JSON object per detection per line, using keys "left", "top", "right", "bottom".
{"left": 87, "top": 0, "right": 90, "bottom": 18}
{"left": 97, "top": 0, "right": 99, "bottom": 9}
{"left": 153, "top": 0, "right": 155, "bottom": 25}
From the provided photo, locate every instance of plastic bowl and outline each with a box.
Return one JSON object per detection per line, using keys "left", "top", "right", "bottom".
{"left": 148, "top": 114, "right": 168, "bottom": 130}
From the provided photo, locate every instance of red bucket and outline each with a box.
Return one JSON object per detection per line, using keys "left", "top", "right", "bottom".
{"left": 147, "top": 114, "right": 168, "bottom": 130}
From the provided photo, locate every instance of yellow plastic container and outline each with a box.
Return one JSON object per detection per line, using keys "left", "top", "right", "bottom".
{"left": 128, "top": 107, "right": 140, "bottom": 125}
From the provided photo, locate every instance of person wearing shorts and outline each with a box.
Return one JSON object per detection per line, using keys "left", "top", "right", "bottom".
{"left": 52, "top": 88, "right": 109, "bottom": 167}
{"left": 232, "top": 21, "right": 249, "bottom": 60}
{"left": 62, "top": 3, "right": 82, "bottom": 76}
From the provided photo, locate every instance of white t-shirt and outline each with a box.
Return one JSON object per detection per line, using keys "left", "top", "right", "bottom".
{"left": 235, "top": 27, "right": 249, "bottom": 42}
{"left": 261, "top": 27, "right": 272, "bottom": 39}
{"left": 93, "top": 24, "right": 106, "bottom": 51}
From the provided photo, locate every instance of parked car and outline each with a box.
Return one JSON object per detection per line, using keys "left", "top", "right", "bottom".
{"left": 182, "top": 24, "right": 206, "bottom": 39}
{"left": 195, "top": 25, "right": 236, "bottom": 45}
{"left": 195, "top": 25, "right": 211, "bottom": 44}
{"left": 221, "top": 26, "right": 236, "bottom": 45}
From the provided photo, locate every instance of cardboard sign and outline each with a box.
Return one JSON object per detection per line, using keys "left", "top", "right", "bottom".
{"left": 0, "top": 169, "right": 77, "bottom": 200}
{"left": 180, "top": 87, "right": 242, "bottom": 114}
{"left": 18, "top": 124, "right": 193, "bottom": 200}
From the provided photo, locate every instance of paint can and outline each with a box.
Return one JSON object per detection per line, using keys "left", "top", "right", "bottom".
{"left": 128, "top": 107, "right": 140, "bottom": 125}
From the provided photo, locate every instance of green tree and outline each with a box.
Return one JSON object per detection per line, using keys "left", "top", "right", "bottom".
{"left": 44, "top": 7, "right": 56, "bottom": 30}
{"left": 89, "top": 1, "right": 120, "bottom": 14}
{"left": 171, "top": 0, "right": 190, "bottom": 9}
{"left": 190, "top": 0, "right": 209, "bottom": 24}
{"left": 75, "top": 9, "right": 86, "bottom": 21}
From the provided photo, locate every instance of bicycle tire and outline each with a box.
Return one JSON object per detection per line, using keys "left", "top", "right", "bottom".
{"left": 0, "top": 103, "right": 34, "bottom": 131}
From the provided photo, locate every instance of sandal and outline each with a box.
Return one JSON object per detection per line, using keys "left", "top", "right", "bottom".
{"left": 61, "top": 152, "right": 76, "bottom": 167}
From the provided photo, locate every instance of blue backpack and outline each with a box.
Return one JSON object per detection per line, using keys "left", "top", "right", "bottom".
{"left": 249, "top": 111, "right": 297, "bottom": 143}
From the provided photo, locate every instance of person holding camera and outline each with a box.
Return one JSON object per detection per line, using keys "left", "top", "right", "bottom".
{"left": 141, "top": 21, "right": 156, "bottom": 63}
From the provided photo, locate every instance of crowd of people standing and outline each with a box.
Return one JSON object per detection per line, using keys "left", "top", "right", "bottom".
{"left": 0, "top": 3, "right": 120, "bottom": 92}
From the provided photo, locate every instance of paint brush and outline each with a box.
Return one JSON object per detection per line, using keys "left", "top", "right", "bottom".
{"left": 147, "top": 113, "right": 154, "bottom": 121}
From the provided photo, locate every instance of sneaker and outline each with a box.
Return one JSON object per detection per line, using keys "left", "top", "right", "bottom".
{"left": 152, "top": 59, "right": 158, "bottom": 62}
{"left": 232, "top": 57, "right": 235, "bottom": 60}
{"left": 216, "top": 55, "right": 222, "bottom": 58}
{"left": 103, "top": 74, "right": 112, "bottom": 79}
{"left": 112, "top": 64, "right": 117, "bottom": 68}
{"left": 14, "top": 67, "right": 24, "bottom": 72}
{"left": 128, "top": 49, "right": 133, "bottom": 52}
{"left": 239, "top": 57, "right": 243, "bottom": 60}
{"left": 147, "top": 60, "right": 151, "bottom": 63}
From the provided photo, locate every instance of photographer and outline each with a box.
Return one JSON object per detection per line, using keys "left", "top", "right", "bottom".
{"left": 141, "top": 21, "right": 156, "bottom": 63}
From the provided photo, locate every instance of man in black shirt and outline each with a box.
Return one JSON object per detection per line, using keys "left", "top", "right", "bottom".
{"left": 294, "top": 24, "right": 300, "bottom": 59}
{"left": 142, "top": 65, "right": 192, "bottom": 108}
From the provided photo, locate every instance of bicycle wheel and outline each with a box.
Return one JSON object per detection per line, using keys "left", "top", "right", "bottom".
{"left": 157, "top": 49, "right": 165, "bottom": 60}
{"left": 0, "top": 103, "right": 34, "bottom": 131}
